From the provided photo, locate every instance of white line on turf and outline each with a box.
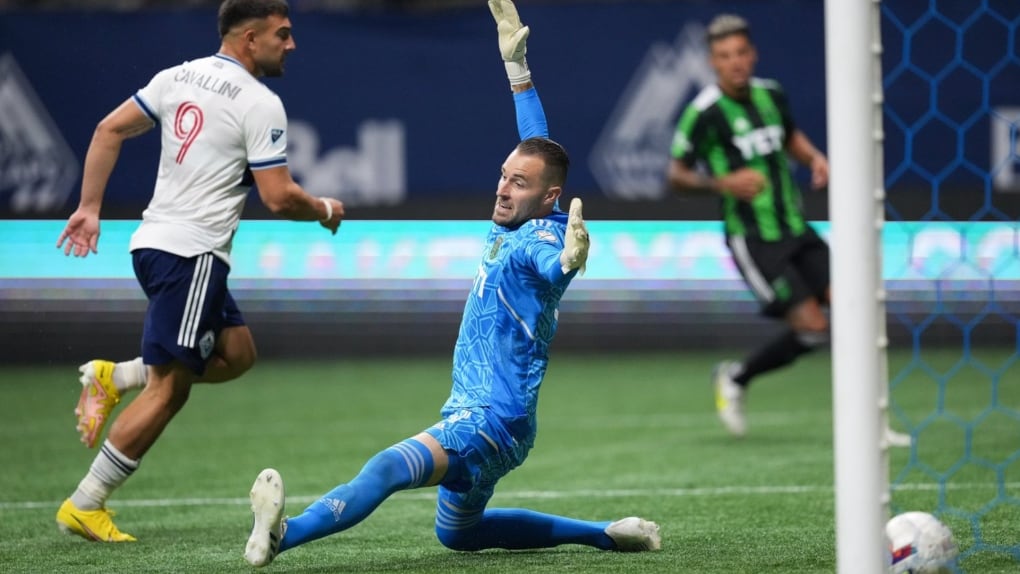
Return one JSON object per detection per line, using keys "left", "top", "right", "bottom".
{"left": 2, "top": 482, "right": 1015, "bottom": 510}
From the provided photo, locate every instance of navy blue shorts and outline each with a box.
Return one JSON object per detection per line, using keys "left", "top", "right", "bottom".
{"left": 131, "top": 248, "right": 245, "bottom": 375}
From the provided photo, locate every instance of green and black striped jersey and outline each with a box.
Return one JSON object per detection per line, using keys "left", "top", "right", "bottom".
{"left": 671, "top": 78, "right": 806, "bottom": 241}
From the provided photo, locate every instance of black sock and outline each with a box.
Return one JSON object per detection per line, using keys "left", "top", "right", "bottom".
{"left": 733, "top": 330, "right": 814, "bottom": 386}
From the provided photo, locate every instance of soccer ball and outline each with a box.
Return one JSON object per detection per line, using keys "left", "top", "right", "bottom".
{"left": 886, "top": 511, "right": 958, "bottom": 573}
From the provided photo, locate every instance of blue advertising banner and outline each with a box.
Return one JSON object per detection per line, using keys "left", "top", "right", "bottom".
{"left": 0, "top": 1, "right": 1014, "bottom": 217}
{"left": 4, "top": 219, "right": 1017, "bottom": 290}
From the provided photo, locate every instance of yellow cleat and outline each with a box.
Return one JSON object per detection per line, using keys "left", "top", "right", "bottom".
{"left": 75, "top": 360, "right": 121, "bottom": 448}
{"left": 56, "top": 499, "right": 136, "bottom": 542}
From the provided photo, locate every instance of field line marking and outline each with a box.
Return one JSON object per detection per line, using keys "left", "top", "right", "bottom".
{"left": 3, "top": 482, "right": 1016, "bottom": 510}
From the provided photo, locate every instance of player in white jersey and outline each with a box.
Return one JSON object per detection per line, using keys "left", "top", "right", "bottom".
{"left": 54, "top": 0, "right": 343, "bottom": 542}
{"left": 241, "top": 2, "right": 659, "bottom": 567}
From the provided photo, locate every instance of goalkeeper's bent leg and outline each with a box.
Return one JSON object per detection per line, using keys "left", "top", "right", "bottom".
{"left": 434, "top": 487, "right": 614, "bottom": 551}
{"left": 279, "top": 439, "right": 435, "bottom": 551}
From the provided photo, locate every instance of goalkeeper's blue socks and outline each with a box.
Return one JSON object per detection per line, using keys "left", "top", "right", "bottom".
{"left": 279, "top": 439, "right": 433, "bottom": 551}
{"left": 435, "top": 490, "right": 614, "bottom": 550}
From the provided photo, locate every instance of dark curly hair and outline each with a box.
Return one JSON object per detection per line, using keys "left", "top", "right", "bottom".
{"left": 218, "top": 0, "right": 289, "bottom": 38}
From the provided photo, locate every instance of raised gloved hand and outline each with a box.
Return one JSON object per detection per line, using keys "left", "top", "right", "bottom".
{"left": 488, "top": 0, "right": 531, "bottom": 86}
{"left": 560, "top": 198, "right": 590, "bottom": 275}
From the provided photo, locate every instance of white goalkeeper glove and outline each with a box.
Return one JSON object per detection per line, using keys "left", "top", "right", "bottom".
{"left": 560, "top": 198, "right": 590, "bottom": 275}
{"left": 488, "top": 0, "right": 531, "bottom": 86}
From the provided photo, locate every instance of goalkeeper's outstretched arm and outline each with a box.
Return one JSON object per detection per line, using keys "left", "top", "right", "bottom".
{"left": 489, "top": 0, "right": 548, "bottom": 140}
{"left": 489, "top": 0, "right": 585, "bottom": 271}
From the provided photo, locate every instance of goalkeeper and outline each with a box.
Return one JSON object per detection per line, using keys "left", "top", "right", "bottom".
{"left": 242, "top": 0, "right": 659, "bottom": 566}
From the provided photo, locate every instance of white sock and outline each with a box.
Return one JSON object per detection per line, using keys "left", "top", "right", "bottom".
{"left": 70, "top": 440, "right": 140, "bottom": 510}
{"left": 112, "top": 357, "right": 147, "bottom": 393}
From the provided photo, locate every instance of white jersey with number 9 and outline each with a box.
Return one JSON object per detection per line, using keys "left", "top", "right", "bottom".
{"left": 129, "top": 53, "right": 288, "bottom": 266}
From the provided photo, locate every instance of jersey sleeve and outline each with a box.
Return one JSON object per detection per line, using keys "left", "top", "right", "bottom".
{"left": 769, "top": 83, "right": 797, "bottom": 141}
{"left": 132, "top": 66, "right": 178, "bottom": 124}
{"left": 534, "top": 246, "right": 570, "bottom": 283}
{"left": 513, "top": 87, "right": 548, "bottom": 140}
{"left": 671, "top": 104, "right": 707, "bottom": 167}
{"left": 521, "top": 225, "right": 571, "bottom": 284}
{"left": 244, "top": 94, "right": 288, "bottom": 170}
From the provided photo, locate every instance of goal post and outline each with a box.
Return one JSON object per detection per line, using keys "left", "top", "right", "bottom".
{"left": 826, "top": 0, "right": 889, "bottom": 572}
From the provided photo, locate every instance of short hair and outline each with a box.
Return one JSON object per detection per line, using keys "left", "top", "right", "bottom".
{"left": 515, "top": 137, "right": 570, "bottom": 187}
{"left": 706, "top": 14, "right": 751, "bottom": 45}
{"left": 218, "top": 0, "right": 290, "bottom": 38}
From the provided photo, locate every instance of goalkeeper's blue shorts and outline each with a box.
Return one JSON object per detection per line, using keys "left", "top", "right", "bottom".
{"left": 424, "top": 406, "right": 532, "bottom": 511}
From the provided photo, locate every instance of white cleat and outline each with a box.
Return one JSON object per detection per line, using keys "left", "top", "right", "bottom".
{"left": 244, "top": 468, "right": 286, "bottom": 568}
{"left": 605, "top": 517, "right": 661, "bottom": 551}
{"left": 713, "top": 361, "right": 747, "bottom": 437}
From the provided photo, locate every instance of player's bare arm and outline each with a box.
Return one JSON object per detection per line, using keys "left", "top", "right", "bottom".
{"left": 80, "top": 99, "right": 155, "bottom": 213}
{"left": 511, "top": 81, "right": 534, "bottom": 93}
{"left": 786, "top": 129, "right": 829, "bottom": 189}
{"left": 252, "top": 166, "right": 344, "bottom": 234}
{"left": 56, "top": 99, "right": 154, "bottom": 258}
{"left": 668, "top": 159, "right": 719, "bottom": 194}
{"left": 668, "top": 159, "right": 765, "bottom": 201}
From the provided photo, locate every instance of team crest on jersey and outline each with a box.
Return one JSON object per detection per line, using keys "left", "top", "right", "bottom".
{"left": 535, "top": 230, "right": 557, "bottom": 243}
{"left": 488, "top": 236, "right": 504, "bottom": 259}
{"left": 270, "top": 128, "right": 284, "bottom": 144}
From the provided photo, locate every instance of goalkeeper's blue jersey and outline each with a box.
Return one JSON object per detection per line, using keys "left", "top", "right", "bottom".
{"left": 442, "top": 212, "right": 575, "bottom": 443}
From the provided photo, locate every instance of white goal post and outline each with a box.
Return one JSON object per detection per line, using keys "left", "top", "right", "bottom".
{"left": 825, "top": 0, "right": 890, "bottom": 572}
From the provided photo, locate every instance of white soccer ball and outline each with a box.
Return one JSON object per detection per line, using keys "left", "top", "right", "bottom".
{"left": 886, "top": 511, "right": 959, "bottom": 573}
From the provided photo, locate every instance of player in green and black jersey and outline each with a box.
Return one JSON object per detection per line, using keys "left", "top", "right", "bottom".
{"left": 667, "top": 14, "right": 831, "bottom": 437}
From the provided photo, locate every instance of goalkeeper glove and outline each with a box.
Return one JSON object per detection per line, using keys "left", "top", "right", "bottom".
{"left": 488, "top": 0, "right": 531, "bottom": 86}
{"left": 560, "top": 197, "right": 590, "bottom": 275}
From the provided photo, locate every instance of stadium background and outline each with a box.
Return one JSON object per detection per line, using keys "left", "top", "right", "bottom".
{"left": 0, "top": 0, "right": 1016, "bottom": 362}
{"left": 1, "top": 1, "right": 1018, "bottom": 572}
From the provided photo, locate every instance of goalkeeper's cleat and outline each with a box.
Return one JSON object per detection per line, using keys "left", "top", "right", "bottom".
{"left": 560, "top": 197, "right": 590, "bottom": 274}
{"left": 75, "top": 360, "right": 121, "bottom": 448}
{"left": 245, "top": 468, "right": 287, "bottom": 568}
{"left": 55, "top": 498, "right": 136, "bottom": 542}
{"left": 605, "top": 517, "right": 661, "bottom": 551}
{"left": 713, "top": 361, "right": 747, "bottom": 437}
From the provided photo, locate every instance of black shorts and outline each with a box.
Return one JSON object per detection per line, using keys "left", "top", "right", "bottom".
{"left": 726, "top": 226, "right": 830, "bottom": 319}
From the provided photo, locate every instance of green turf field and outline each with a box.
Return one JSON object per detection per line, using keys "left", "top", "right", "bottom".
{"left": 1, "top": 351, "right": 1017, "bottom": 573}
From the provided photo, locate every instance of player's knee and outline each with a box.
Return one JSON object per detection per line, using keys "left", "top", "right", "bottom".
{"left": 788, "top": 303, "right": 829, "bottom": 334}
{"left": 228, "top": 336, "right": 257, "bottom": 375}
{"left": 433, "top": 491, "right": 485, "bottom": 551}
{"left": 435, "top": 525, "right": 480, "bottom": 551}
{"left": 216, "top": 326, "right": 257, "bottom": 378}
{"left": 799, "top": 314, "right": 829, "bottom": 334}
{"left": 796, "top": 327, "right": 829, "bottom": 349}
{"left": 233, "top": 342, "right": 257, "bottom": 375}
